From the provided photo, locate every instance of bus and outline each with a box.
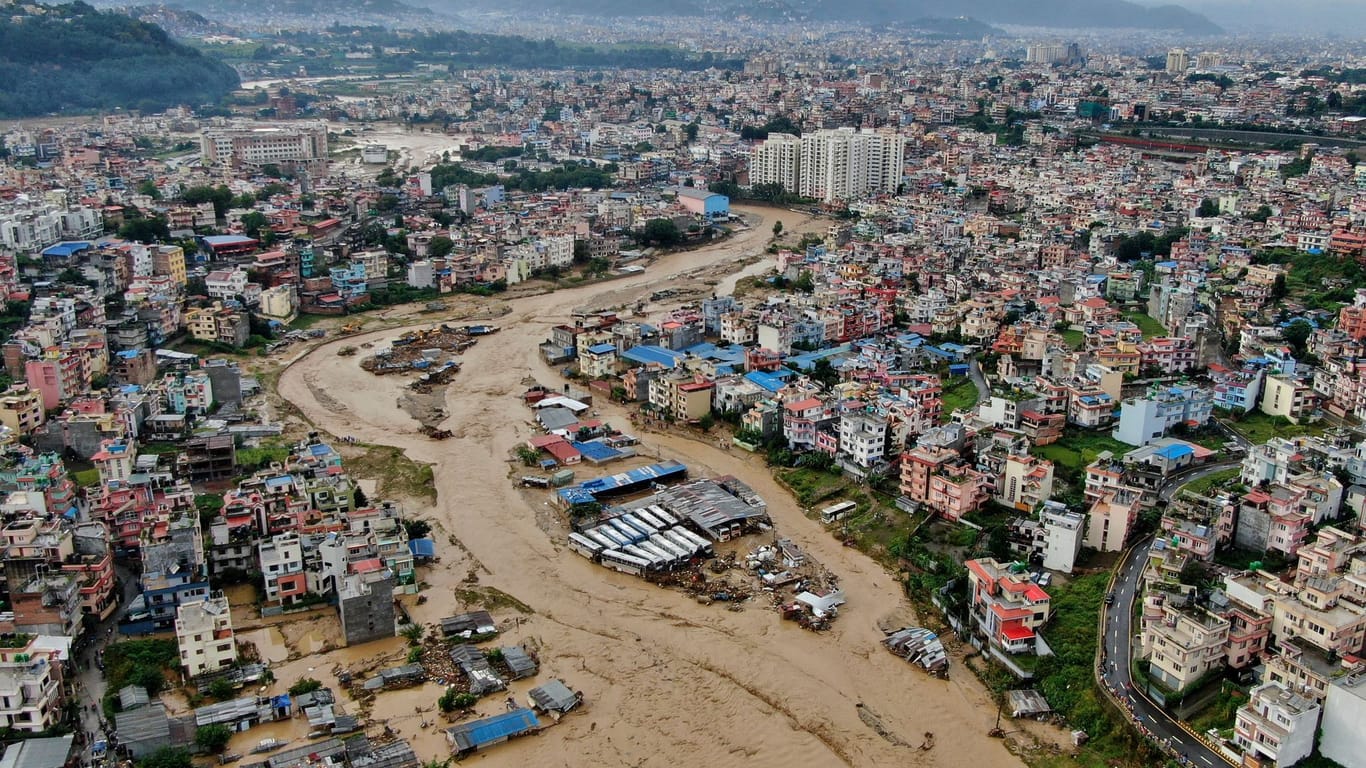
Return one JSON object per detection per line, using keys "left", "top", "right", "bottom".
{"left": 594, "top": 526, "right": 631, "bottom": 548}
{"left": 633, "top": 508, "right": 667, "bottom": 530}
{"left": 820, "top": 500, "right": 857, "bottom": 524}
{"left": 606, "top": 519, "right": 647, "bottom": 544}
{"left": 637, "top": 541, "right": 678, "bottom": 566}
{"left": 650, "top": 534, "right": 690, "bottom": 560}
{"left": 661, "top": 529, "right": 702, "bottom": 557}
{"left": 673, "top": 527, "right": 713, "bottom": 555}
{"left": 600, "top": 549, "right": 651, "bottom": 576}
{"left": 567, "top": 532, "right": 603, "bottom": 560}
{"left": 647, "top": 505, "right": 679, "bottom": 527}
{"left": 621, "top": 514, "right": 658, "bottom": 537}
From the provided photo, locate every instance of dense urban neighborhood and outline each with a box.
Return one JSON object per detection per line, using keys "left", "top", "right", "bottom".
{"left": 0, "top": 4, "right": 1365, "bottom": 768}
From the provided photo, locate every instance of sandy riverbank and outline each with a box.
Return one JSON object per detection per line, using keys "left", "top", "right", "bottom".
{"left": 274, "top": 205, "right": 1033, "bottom": 768}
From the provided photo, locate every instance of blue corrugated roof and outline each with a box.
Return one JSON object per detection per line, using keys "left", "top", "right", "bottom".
{"left": 745, "top": 370, "right": 790, "bottom": 392}
{"left": 408, "top": 538, "right": 437, "bottom": 557}
{"left": 41, "top": 241, "right": 91, "bottom": 258}
{"left": 585, "top": 343, "right": 617, "bottom": 355}
{"left": 620, "top": 345, "right": 684, "bottom": 368}
{"left": 202, "top": 235, "right": 257, "bottom": 245}
{"left": 459, "top": 708, "right": 540, "bottom": 748}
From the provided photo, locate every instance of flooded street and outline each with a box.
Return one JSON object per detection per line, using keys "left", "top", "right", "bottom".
{"left": 275, "top": 205, "right": 1028, "bottom": 768}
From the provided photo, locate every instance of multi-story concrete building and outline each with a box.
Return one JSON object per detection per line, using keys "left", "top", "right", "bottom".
{"left": 965, "top": 558, "right": 1052, "bottom": 656}
{"left": 1113, "top": 384, "right": 1213, "bottom": 446}
{"left": 1085, "top": 487, "right": 1142, "bottom": 552}
{"left": 798, "top": 128, "right": 905, "bottom": 203}
{"left": 749, "top": 132, "right": 801, "bottom": 193}
{"left": 1143, "top": 602, "right": 1229, "bottom": 691}
{"left": 1234, "top": 681, "right": 1318, "bottom": 768}
{"left": 1321, "top": 672, "right": 1366, "bottom": 766}
{"left": 175, "top": 594, "right": 236, "bottom": 678}
{"left": 201, "top": 123, "right": 328, "bottom": 172}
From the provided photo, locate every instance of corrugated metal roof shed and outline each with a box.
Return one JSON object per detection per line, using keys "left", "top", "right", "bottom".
{"left": 445, "top": 709, "right": 540, "bottom": 754}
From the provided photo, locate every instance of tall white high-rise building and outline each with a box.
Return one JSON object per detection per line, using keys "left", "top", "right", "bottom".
{"left": 798, "top": 127, "right": 905, "bottom": 203}
{"left": 749, "top": 132, "right": 802, "bottom": 193}
{"left": 1165, "top": 48, "right": 1190, "bottom": 74}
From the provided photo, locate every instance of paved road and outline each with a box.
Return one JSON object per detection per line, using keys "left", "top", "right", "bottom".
{"left": 1099, "top": 462, "right": 1243, "bottom": 767}
{"left": 968, "top": 358, "right": 990, "bottom": 403}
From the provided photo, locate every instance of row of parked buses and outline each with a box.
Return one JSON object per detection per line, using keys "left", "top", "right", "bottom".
{"left": 567, "top": 505, "right": 715, "bottom": 576}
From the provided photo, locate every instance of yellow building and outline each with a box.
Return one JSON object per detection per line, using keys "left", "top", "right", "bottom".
{"left": 153, "top": 245, "right": 187, "bottom": 286}
{"left": 0, "top": 386, "right": 45, "bottom": 435}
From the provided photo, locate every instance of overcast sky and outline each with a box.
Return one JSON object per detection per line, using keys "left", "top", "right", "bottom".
{"left": 1157, "top": 0, "right": 1366, "bottom": 34}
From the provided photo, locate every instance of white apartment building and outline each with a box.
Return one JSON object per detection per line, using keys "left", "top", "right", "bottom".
{"left": 201, "top": 123, "right": 328, "bottom": 170}
{"left": 1321, "top": 672, "right": 1366, "bottom": 766}
{"left": 175, "top": 594, "right": 236, "bottom": 678}
{"left": 1234, "top": 681, "right": 1318, "bottom": 768}
{"left": 838, "top": 414, "right": 888, "bottom": 469}
{"left": 1041, "top": 505, "right": 1085, "bottom": 574}
{"left": 749, "top": 132, "right": 801, "bottom": 192}
{"left": 798, "top": 128, "right": 905, "bottom": 203}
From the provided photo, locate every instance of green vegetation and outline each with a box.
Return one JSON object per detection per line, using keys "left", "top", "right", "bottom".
{"left": 1061, "top": 329, "right": 1085, "bottom": 349}
{"left": 195, "top": 723, "right": 233, "bottom": 753}
{"left": 1181, "top": 468, "right": 1240, "bottom": 497}
{"left": 427, "top": 161, "right": 615, "bottom": 193}
{"left": 1256, "top": 248, "right": 1365, "bottom": 311}
{"left": 1221, "top": 411, "right": 1325, "bottom": 445}
{"left": 1030, "top": 573, "right": 1160, "bottom": 767}
{"left": 136, "top": 748, "right": 192, "bottom": 768}
{"left": 288, "top": 677, "right": 324, "bottom": 696}
{"left": 102, "top": 639, "right": 180, "bottom": 716}
{"left": 344, "top": 445, "right": 436, "bottom": 504}
{"left": 72, "top": 468, "right": 101, "bottom": 487}
{"left": 0, "top": 2, "right": 239, "bottom": 116}
{"left": 940, "top": 376, "right": 980, "bottom": 418}
{"left": 1186, "top": 682, "right": 1245, "bottom": 736}
{"left": 1033, "top": 431, "right": 1131, "bottom": 476}
{"left": 236, "top": 441, "right": 290, "bottom": 471}
{"left": 1122, "top": 311, "right": 1166, "bottom": 338}
{"left": 438, "top": 690, "right": 478, "bottom": 712}
{"left": 1112, "top": 227, "right": 1189, "bottom": 262}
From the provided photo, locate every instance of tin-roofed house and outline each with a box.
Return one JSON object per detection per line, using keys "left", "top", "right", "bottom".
{"left": 444, "top": 708, "right": 540, "bottom": 757}
{"left": 528, "top": 679, "right": 582, "bottom": 715}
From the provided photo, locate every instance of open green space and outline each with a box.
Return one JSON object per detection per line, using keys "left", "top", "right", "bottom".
{"left": 1033, "top": 430, "right": 1132, "bottom": 473}
{"left": 1181, "top": 467, "right": 1241, "bottom": 497}
{"left": 1061, "top": 329, "right": 1086, "bottom": 349}
{"left": 940, "top": 376, "right": 981, "bottom": 418}
{"left": 1122, "top": 310, "right": 1166, "bottom": 338}
{"left": 1221, "top": 412, "right": 1325, "bottom": 445}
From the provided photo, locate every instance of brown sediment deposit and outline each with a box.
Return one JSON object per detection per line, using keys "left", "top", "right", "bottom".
{"left": 276, "top": 205, "right": 1031, "bottom": 768}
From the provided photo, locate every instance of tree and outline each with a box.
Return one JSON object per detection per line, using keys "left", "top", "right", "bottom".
{"left": 809, "top": 358, "right": 839, "bottom": 389}
{"left": 684, "top": 121, "right": 699, "bottom": 143}
{"left": 352, "top": 485, "right": 369, "bottom": 509}
{"left": 196, "top": 723, "right": 232, "bottom": 753}
{"left": 137, "top": 748, "right": 192, "bottom": 768}
{"left": 1282, "top": 319, "right": 1313, "bottom": 358}
{"left": 288, "top": 678, "right": 323, "bottom": 696}
{"left": 137, "top": 179, "right": 162, "bottom": 200}
{"left": 1196, "top": 198, "right": 1220, "bottom": 217}
{"left": 793, "top": 270, "right": 815, "bottom": 294}
{"left": 641, "top": 218, "right": 681, "bottom": 246}
{"left": 240, "top": 212, "right": 268, "bottom": 239}
{"left": 119, "top": 216, "right": 170, "bottom": 243}
{"left": 772, "top": 220, "right": 783, "bottom": 238}
{"left": 428, "top": 235, "right": 454, "bottom": 259}
{"left": 402, "top": 519, "right": 432, "bottom": 539}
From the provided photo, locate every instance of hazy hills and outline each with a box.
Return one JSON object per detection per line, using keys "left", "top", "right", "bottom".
{"left": 427, "top": 0, "right": 1222, "bottom": 33}
{"left": 0, "top": 1, "right": 240, "bottom": 117}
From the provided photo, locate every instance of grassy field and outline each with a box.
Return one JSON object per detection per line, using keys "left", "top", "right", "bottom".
{"left": 345, "top": 444, "right": 438, "bottom": 504}
{"left": 1061, "top": 329, "right": 1085, "bottom": 349}
{"left": 1033, "top": 430, "right": 1132, "bottom": 473}
{"left": 941, "top": 375, "right": 981, "bottom": 418}
{"left": 1122, "top": 311, "right": 1166, "bottom": 338}
{"left": 1221, "top": 412, "right": 1325, "bottom": 445}
{"left": 1181, "top": 467, "right": 1241, "bottom": 497}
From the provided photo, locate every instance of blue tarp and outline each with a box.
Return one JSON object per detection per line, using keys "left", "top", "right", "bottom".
{"left": 408, "top": 538, "right": 436, "bottom": 558}
{"left": 1156, "top": 443, "right": 1194, "bottom": 460}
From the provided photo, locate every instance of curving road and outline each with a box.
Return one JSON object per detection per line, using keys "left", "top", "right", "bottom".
{"left": 1099, "top": 459, "right": 1244, "bottom": 767}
